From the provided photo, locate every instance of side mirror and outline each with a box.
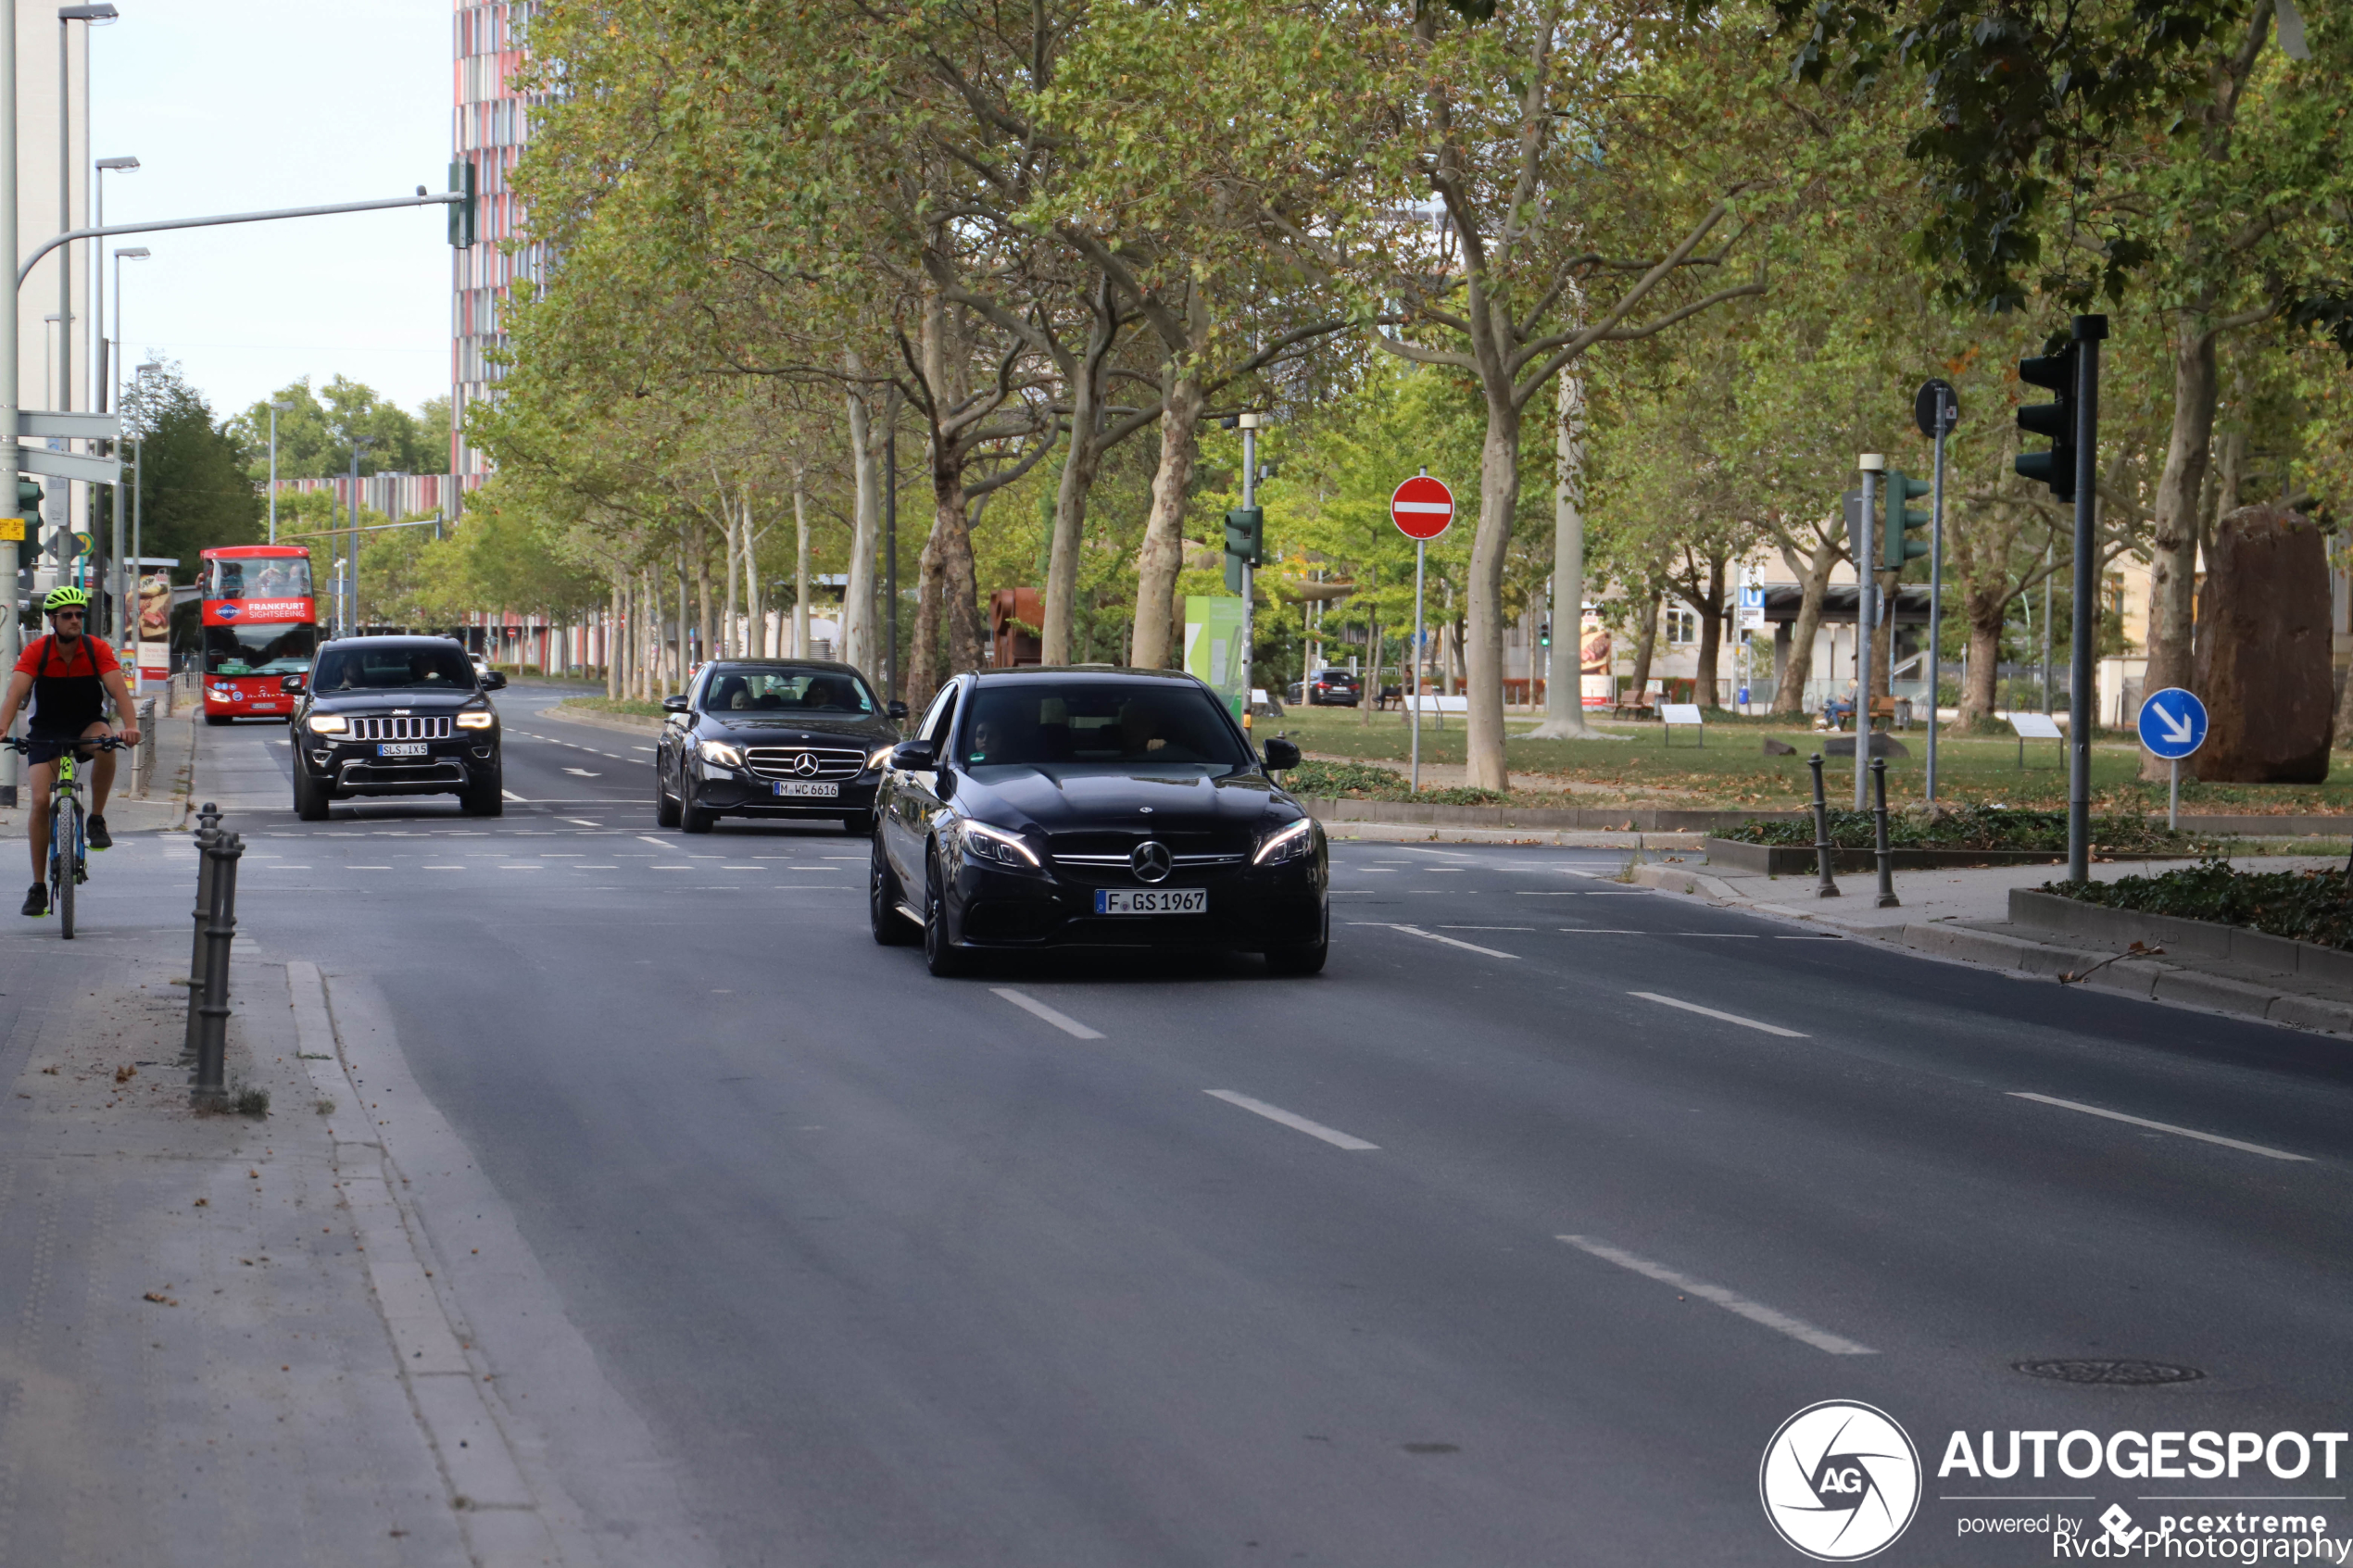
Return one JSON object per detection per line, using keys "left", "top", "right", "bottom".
{"left": 887, "top": 700, "right": 910, "bottom": 721}
{"left": 279, "top": 673, "right": 307, "bottom": 695}
{"left": 889, "top": 739, "right": 937, "bottom": 771}
{"left": 1263, "top": 737, "right": 1301, "bottom": 771}
{"left": 483, "top": 671, "right": 508, "bottom": 691}
{"left": 661, "top": 694, "right": 689, "bottom": 714}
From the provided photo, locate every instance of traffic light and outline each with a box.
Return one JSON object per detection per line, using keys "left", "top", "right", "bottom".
{"left": 1223, "top": 506, "right": 1263, "bottom": 593}
{"left": 447, "top": 158, "right": 477, "bottom": 250}
{"left": 16, "top": 479, "right": 41, "bottom": 523}
{"left": 1538, "top": 619, "right": 1552, "bottom": 648}
{"left": 1882, "top": 471, "right": 1931, "bottom": 570}
{"left": 2014, "top": 343, "right": 2079, "bottom": 501}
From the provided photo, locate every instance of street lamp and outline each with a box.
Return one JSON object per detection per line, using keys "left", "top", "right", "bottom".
{"left": 94, "top": 156, "right": 135, "bottom": 411}
{"left": 109, "top": 245, "right": 145, "bottom": 405}
{"left": 132, "top": 361, "right": 158, "bottom": 669}
{"left": 57, "top": 6, "right": 120, "bottom": 623}
{"left": 267, "top": 398, "right": 292, "bottom": 543}
{"left": 105, "top": 241, "right": 145, "bottom": 643}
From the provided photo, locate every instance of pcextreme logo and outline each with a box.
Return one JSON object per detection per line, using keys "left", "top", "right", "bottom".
{"left": 1762, "top": 1400, "right": 1924, "bottom": 1561}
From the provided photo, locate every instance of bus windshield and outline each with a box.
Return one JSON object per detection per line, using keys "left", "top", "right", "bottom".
{"left": 205, "top": 621, "right": 318, "bottom": 676}
{"left": 206, "top": 557, "right": 311, "bottom": 600}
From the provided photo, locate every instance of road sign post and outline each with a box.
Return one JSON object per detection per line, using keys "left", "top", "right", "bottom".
{"left": 2136, "top": 687, "right": 2208, "bottom": 832}
{"left": 1915, "top": 380, "right": 1957, "bottom": 803}
{"left": 1391, "top": 472, "right": 1455, "bottom": 794}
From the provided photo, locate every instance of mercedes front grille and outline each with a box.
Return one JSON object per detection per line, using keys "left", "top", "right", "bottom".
{"left": 743, "top": 745, "right": 868, "bottom": 782}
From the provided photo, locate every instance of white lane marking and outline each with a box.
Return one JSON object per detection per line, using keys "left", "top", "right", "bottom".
{"left": 1556, "top": 1236, "right": 1875, "bottom": 1355}
{"left": 632, "top": 746, "right": 655, "bottom": 753}
{"left": 1629, "top": 991, "right": 1807, "bottom": 1037}
{"left": 1675, "top": 933, "right": 1760, "bottom": 938}
{"left": 347, "top": 865, "right": 392, "bottom": 870}
{"left": 989, "top": 987, "right": 1105, "bottom": 1040}
{"left": 1515, "top": 891, "right": 1584, "bottom": 896}
{"left": 1396, "top": 847, "right": 1478, "bottom": 860}
{"left": 422, "top": 865, "right": 463, "bottom": 871}
{"left": 562, "top": 767, "right": 600, "bottom": 777}
{"left": 562, "top": 818, "right": 600, "bottom": 827}
{"left": 1390, "top": 923, "right": 1518, "bottom": 960}
{"left": 1441, "top": 925, "right": 1534, "bottom": 932}
{"left": 1559, "top": 927, "right": 1642, "bottom": 935}
{"left": 2007, "top": 1092, "right": 2310, "bottom": 1162}
{"left": 1204, "top": 1090, "right": 1378, "bottom": 1150}
{"left": 636, "top": 835, "right": 686, "bottom": 852}
{"left": 501, "top": 788, "right": 527, "bottom": 801}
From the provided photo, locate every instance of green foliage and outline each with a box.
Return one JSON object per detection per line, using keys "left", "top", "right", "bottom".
{"left": 118, "top": 364, "right": 262, "bottom": 583}
{"left": 226, "top": 375, "right": 442, "bottom": 480}
{"left": 2047, "top": 861, "right": 2353, "bottom": 949}
{"left": 1282, "top": 757, "right": 1508, "bottom": 806}
{"left": 1724, "top": 805, "right": 2203, "bottom": 853}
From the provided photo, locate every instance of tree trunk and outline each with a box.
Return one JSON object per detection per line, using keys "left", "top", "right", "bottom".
{"left": 1044, "top": 276, "right": 1115, "bottom": 666}
{"left": 1359, "top": 571, "right": 1380, "bottom": 727}
{"left": 1464, "top": 397, "right": 1522, "bottom": 790}
{"left": 722, "top": 498, "right": 741, "bottom": 659}
{"left": 1868, "top": 567, "right": 1897, "bottom": 713}
{"left": 1959, "top": 590, "right": 2004, "bottom": 727}
{"left": 1129, "top": 344, "right": 1206, "bottom": 669}
{"left": 840, "top": 358, "right": 881, "bottom": 680}
{"left": 792, "top": 462, "right": 812, "bottom": 659}
{"left": 1529, "top": 330, "right": 1592, "bottom": 737}
{"left": 1627, "top": 591, "right": 1661, "bottom": 704}
{"left": 695, "top": 524, "right": 715, "bottom": 672}
{"left": 1692, "top": 554, "right": 1726, "bottom": 707}
{"left": 2142, "top": 314, "right": 2219, "bottom": 777}
{"left": 607, "top": 575, "right": 623, "bottom": 699}
{"left": 1769, "top": 537, "right": 1836, "bottom": 713}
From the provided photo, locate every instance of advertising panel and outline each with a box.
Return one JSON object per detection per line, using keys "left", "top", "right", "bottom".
{"left": 1579, "top": 609, "right": 1613, "bottom": 708}
{"left": 202, "top": 596, "right": 315, "bottom": 627}
{"left": 1182, "top": 595, "right": 1249, "bottom": 719}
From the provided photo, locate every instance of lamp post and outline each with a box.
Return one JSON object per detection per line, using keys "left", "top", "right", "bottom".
{"left": 266, "top": 399, "right": 292, "bottom": 544}
{"left": 105, "top": 244, "right": 145, "bottom": 645}
{"left": 57, "top": 7, "right": 120, "bottom": 593}
{"left": 94, "top": 156, "right": 135, "bottom": 412}
{"left": 132, "top": 360, "right": 157, "bottom": 680}
{"left": 107, "top": 242, "right": 144, "bottom": 413}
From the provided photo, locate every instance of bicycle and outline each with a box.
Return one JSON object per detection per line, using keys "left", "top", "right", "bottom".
{"left": 7, "top": 734, "right": 122, "bottom": 939}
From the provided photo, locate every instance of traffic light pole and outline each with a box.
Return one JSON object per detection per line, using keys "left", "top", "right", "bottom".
{"left": 1925, "top": 403, "right": 1949, "bottom": 803}
{"left": 1410, "top": 466, "right": 1428, "bottom": 794}
{"left": 1239, "top": 415, "right": 1258, "bottom": 738}
{"left": 2066, "top": 315, "right": 2108, "bottom": 884}
{"left": 1855, "top": 456, "right": 1882, "bottom": 809}
{"left": 0, "top": 11, "right": 19, "bottom": 808}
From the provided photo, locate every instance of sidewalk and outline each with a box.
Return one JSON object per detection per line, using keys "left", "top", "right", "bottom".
{"left": 1634, "top": 849, "right": 2353, "bottom": 1035}
{"left": 0, "top": 699, "right": 195, "bottom": 835}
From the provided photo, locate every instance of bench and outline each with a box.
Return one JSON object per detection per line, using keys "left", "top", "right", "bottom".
{"left": 1869, "top": 696, "right": 1914, "bottom": 731}
{"left": 1660, "top": 702, "right": 1705, "bottom": 747}
{"left": 1614, "top": 696, "right": 1656, "bottom": 721}
{"left": 1403, "top": 694, "right": 1470, "bottom": 715}
{"left": 2009, "top": 710, "right": 2063, "bottom": 768}
{"left": 1375, "top": 684, "right": 1405, "bottom": 711}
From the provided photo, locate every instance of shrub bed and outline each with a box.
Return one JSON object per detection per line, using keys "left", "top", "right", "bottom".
{"left": 1721, "top": 804, "right": 2201, "bottom": 856}
{"left": 2047, "top": 861, "right": 2353, "bottom": 950}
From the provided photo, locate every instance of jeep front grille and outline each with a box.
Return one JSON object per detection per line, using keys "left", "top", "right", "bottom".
{"left": 348, "top": 715, "right": 452, "bottom": 741}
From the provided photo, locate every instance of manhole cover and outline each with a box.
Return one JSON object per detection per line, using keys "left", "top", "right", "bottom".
{"left": 2013, "top": 1359, "right": 2204, "bottom": 1386}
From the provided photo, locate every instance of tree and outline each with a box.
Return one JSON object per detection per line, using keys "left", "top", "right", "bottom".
{"left": 120, "top": 365, "right": 263, "bottom": 584}
{"left": 227, "top": 375, "right": 440, "bottom": 480}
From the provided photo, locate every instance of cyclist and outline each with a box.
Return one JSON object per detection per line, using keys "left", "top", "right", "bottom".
{"left": 0, "top": 586, "right": 142, "bottom": 916}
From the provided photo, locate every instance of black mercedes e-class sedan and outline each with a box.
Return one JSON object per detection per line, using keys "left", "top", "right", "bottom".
{"left": 870, "top": 668, "right": 1327, "bottom": 976}
{"left": 283, "top": 636, "right": 507, "bottom": 821}
{"left": 654, "top": 659, "right": 908, "bottom": 834}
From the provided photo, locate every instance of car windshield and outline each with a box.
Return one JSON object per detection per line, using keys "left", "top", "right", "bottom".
{"left": 204, "top": 621, "right": 317, "bottom": 676}
{"left": 701, "top": 665, "right": 877, "bottom": 715}
{"left": 960, "top": 683, "right": 1252, "bottom": 771}
{"left": 312, "top": 645, "right": 476, "bottom": 691}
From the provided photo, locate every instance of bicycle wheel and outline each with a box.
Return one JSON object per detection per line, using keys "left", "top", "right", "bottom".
{"left": 53, "top": 801, "right": 77, "bottom": 940}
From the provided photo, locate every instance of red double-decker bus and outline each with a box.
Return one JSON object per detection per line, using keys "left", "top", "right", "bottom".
{"left": 199, "top": 544, "right": 317, "bottom": 724}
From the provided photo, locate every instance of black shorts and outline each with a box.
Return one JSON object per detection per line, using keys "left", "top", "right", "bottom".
{"left": 23, "top": 733, "right": 105, "bottom": 767}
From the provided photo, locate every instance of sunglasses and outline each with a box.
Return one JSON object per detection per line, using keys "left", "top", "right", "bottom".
{"left": 51, "top": 610, "right": 84, "bottom": 620}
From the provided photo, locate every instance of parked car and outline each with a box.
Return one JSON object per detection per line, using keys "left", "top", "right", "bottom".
{"left": 1302, "top": 668, "right": 1361, "bottom": 707}
{"left": 283, "top": 636, "right": 506, "bottom": 821}
{"left": 655, "top": 659, "right": 908, "bottom": 834}
{"left": 870, "top": 668, "right": 1327, "bottom": 977}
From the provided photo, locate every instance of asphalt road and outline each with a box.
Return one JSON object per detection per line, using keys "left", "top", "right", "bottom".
{"left": 71, "top": 684, "right": 2353, "bottom": 1564}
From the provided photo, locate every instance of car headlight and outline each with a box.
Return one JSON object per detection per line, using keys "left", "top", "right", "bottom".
{"left": 868, "top": 745, "right": 898, "bottom": 771}
{"left": 1252, "top": 816, "right": 1316, "bottom": 865}
{"left": 456, "top": 710, "right": 496, "bottom": 730}
{"left": 957, "top": 819, "right": 1039, "bottom": 868}
{"left": 698, "top": 738, "right": 743, "bottom": 769}
{"left": 307, "top": 714, "right": 348, "bottom": 734}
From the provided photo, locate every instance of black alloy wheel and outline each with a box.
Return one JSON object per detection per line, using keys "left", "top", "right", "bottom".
{"left": 459, "top": 759, "right": 505, "bottom": 817}
{"left": 922, "top": 851, "right": 970, "bottom": 977}
{"left": 293, "top": 760, "right": 331, "bottom": 822}
{"left": 1265, "top": 907, "right": 1329, "bottom": 977}
{"left": 678, "top": 784, "right": 717, "bottom": 834}
{"left": 869, "top": 836, "right": 918, "bottom": 946}
{"left": 653, "top": 756, "right": 682, "bottom": 827}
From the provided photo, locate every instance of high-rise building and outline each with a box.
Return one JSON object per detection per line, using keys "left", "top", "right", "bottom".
{"left": 450, "top": 1, "right": 540, "bottom": 483}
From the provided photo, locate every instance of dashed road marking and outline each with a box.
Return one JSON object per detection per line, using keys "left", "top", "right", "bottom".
{"left": 2007, "top": 1092, "right": 2309, "bottom": 1162}
{"left": 1204, "top": 1090, "right": 1378, "bottom": 1150}
{"left": 1629, "top": 991, "right": 1806, "bottom": 1038}
{"left": 1556, "top": 1235, "right": 1875, "bottom": 1355}
{"left": 989, "top": 988, "right": 1105, "bottom": 1040}
{"left": 1388, "top": 923, "right": 1518, "bottom": 960}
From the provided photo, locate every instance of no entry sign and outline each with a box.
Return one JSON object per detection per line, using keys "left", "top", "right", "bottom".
{"left": 1390, "top": 475, "right": 1455, "bottom": 541}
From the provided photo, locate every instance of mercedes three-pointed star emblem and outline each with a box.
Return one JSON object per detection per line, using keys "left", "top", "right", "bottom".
{"left": 792, "top": 752, "right": 822, "bottom": 777}
{"left": 1130, "top": 841, "right": 1173, "bottom": 884}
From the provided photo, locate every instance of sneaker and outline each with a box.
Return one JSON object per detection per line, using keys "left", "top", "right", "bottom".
{"left": 20, "top": 883, "right": 45, "bottom": 917}
{"left": 86, "top": 815, "right": 111, "bottom": 850}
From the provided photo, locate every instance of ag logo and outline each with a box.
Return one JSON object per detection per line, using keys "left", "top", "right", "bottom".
{"left": 1759, "top": 1400, "right": 1919, "bottom": 1561}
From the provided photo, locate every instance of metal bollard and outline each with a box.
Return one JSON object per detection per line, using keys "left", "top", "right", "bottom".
{"left": 1871, "top": 758, "right": 1899, "bottom": 909}
{"left": 190, "top": 831, "right": 243, "bottom": 1109}
{"left": 1807, "top": 753, "right": 1839, "bottom": 898}
{"left": 182, "top": 804, "right": 222, "bottom": 1063}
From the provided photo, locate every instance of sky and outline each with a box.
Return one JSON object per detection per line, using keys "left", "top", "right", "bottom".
{"left": 90, "top": 0, "right": 454, "bottom": 426}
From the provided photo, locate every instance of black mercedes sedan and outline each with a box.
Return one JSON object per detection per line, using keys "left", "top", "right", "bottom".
{"left": 282, "top": 636, "right": 507, "bottom": 821}
{"left": 654, "top": 659, "right": 908, "bottom": 834}
{"left": 870, "top": 668, "right": 1327, "bottom": 976}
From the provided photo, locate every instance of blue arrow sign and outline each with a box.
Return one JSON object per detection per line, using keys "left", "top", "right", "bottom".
{"left": 2137, "top": 687, "right": 2208, "bottom": 759}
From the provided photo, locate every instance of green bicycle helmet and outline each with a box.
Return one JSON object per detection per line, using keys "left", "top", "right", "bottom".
{"left": 42, "top": 585, "right": 91, "bottom": 612}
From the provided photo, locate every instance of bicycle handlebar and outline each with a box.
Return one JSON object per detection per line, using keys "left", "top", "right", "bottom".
{"left": 3, "top": 734, "right": 126, "bottom": 754}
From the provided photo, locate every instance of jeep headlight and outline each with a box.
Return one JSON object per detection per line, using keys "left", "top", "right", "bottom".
{"left": 698, "top": 739, "right": 744, "bottom": 769}
{"left": 307, "top": 714, "right": 348, "bottom": 734}
{"left": 1252, "top": 816, "right": 1316, "bottom": 866}
{"left": 957, "top": 819, "right": 1039, "bottom": 868}
{"left": 456, "top": 709, "right": 496, "bottom": 730}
